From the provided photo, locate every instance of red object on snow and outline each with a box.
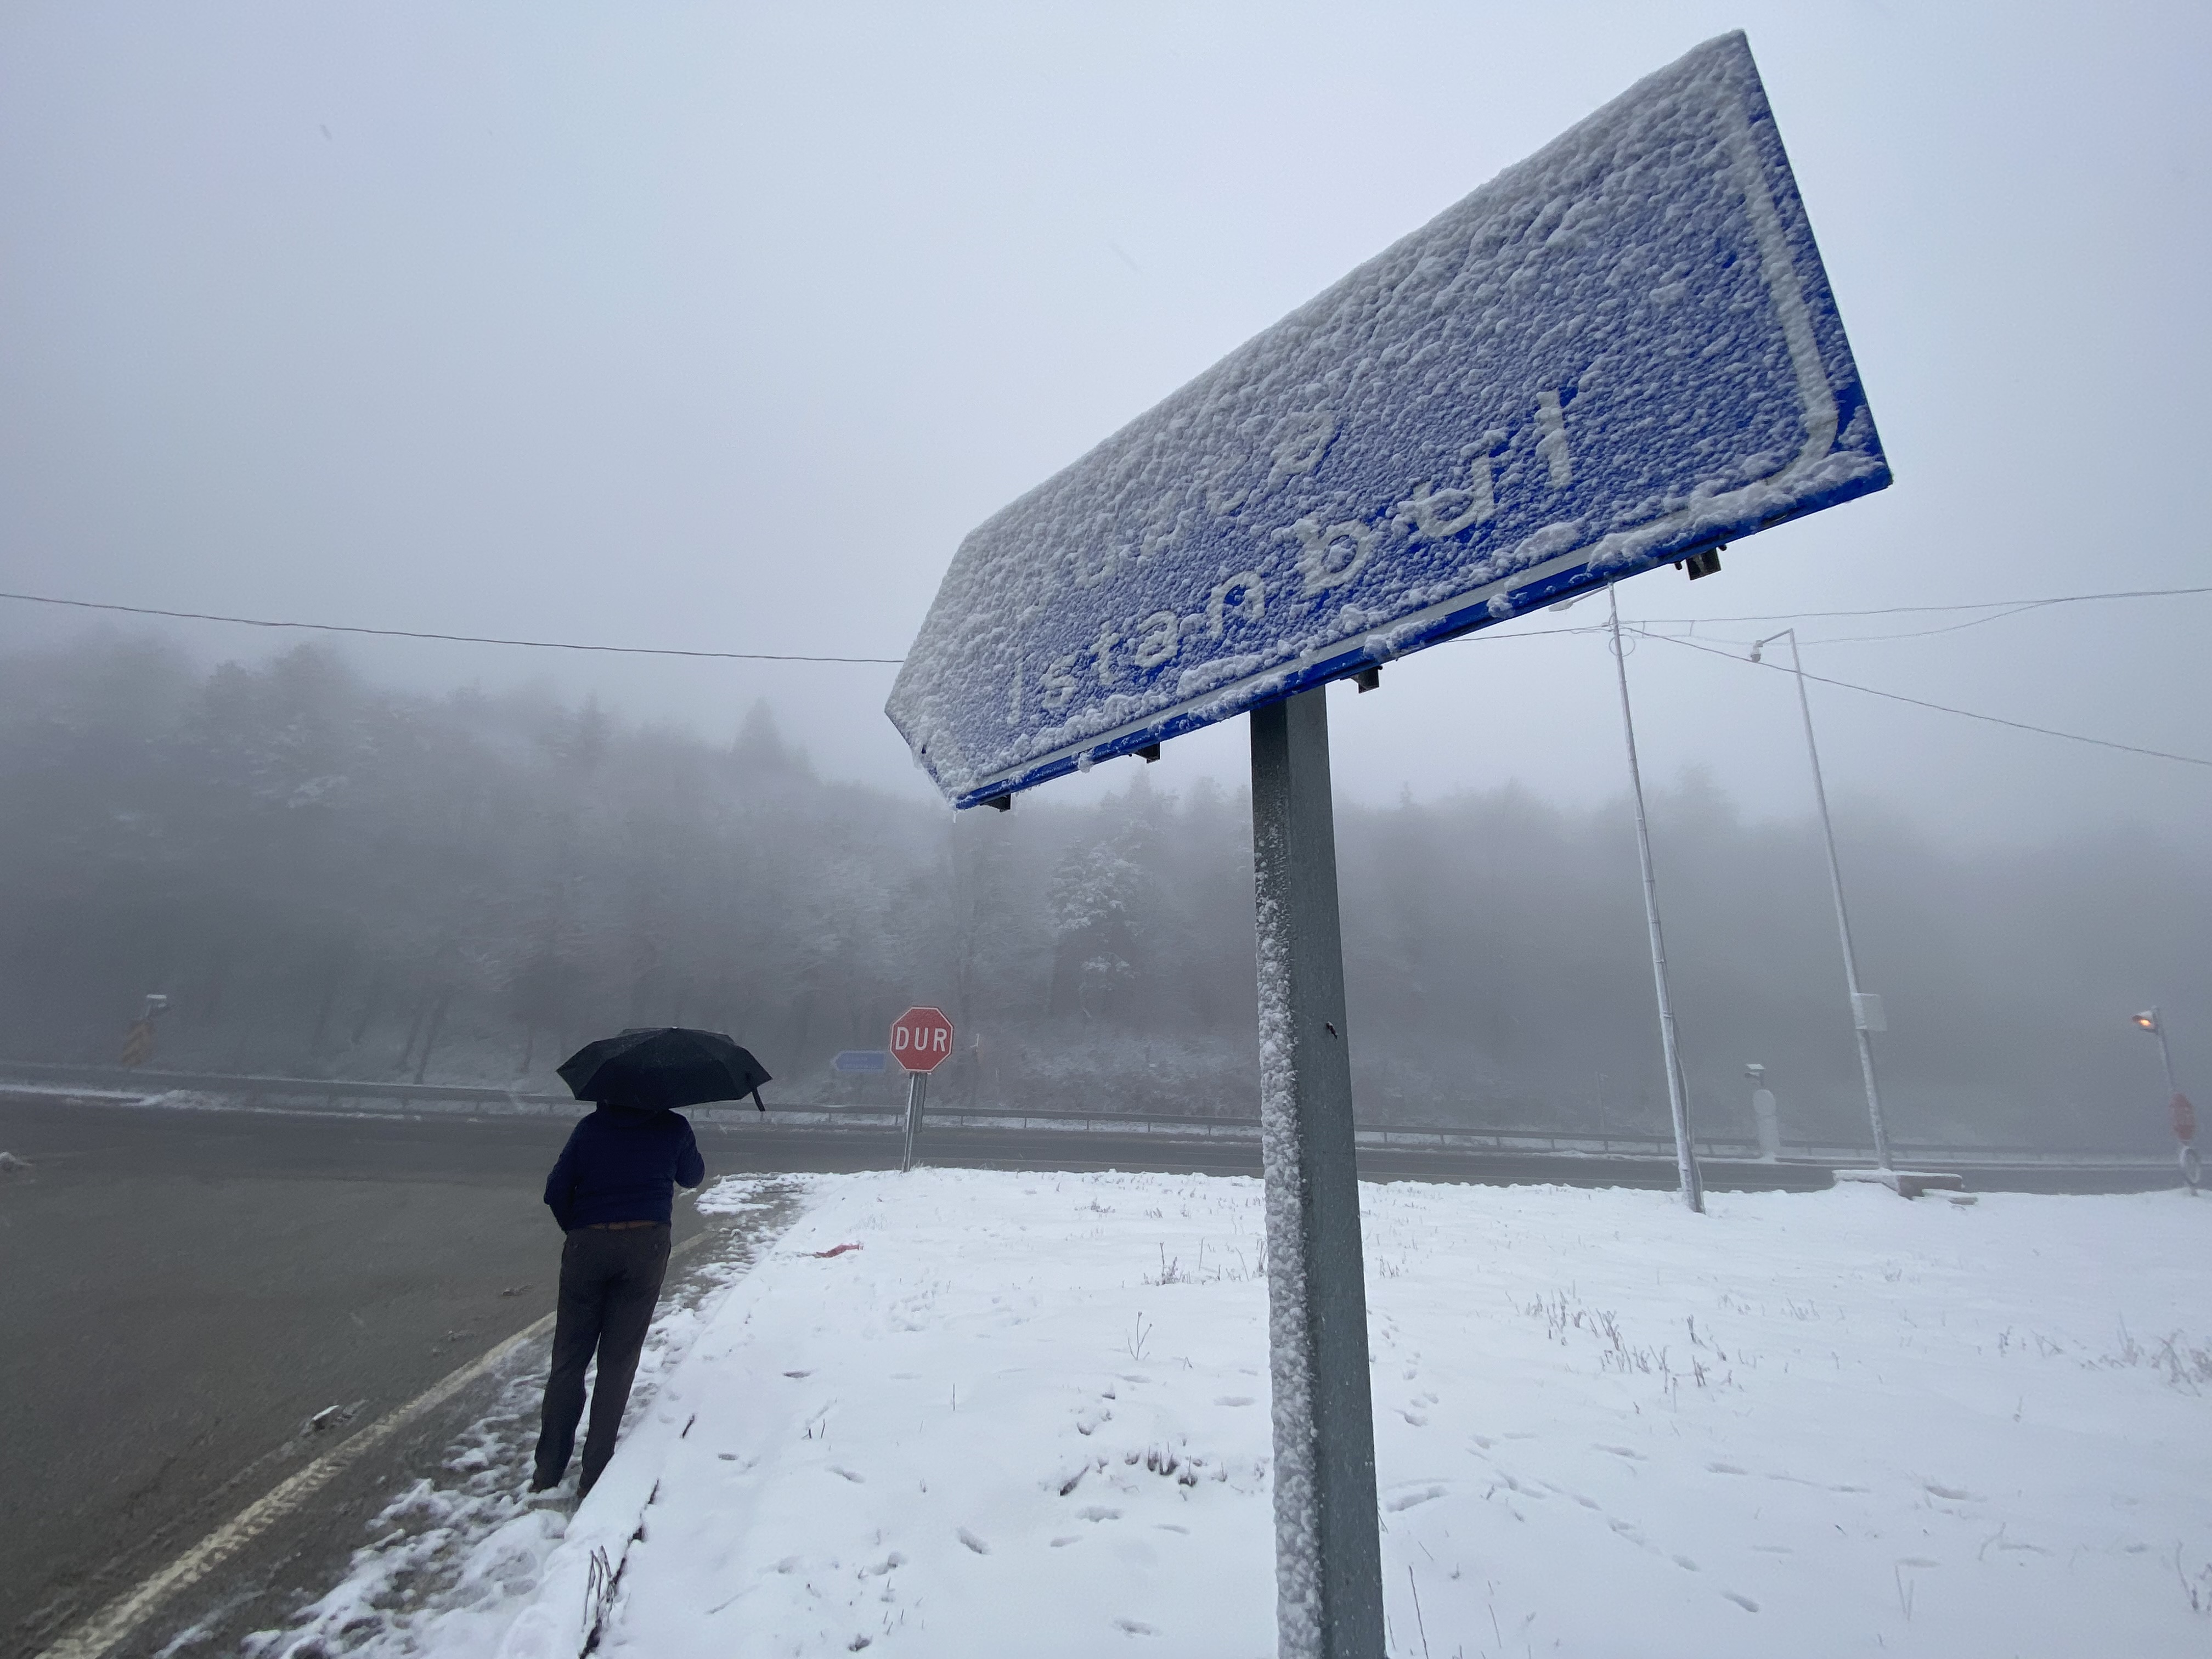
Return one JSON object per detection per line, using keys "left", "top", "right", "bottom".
{"left": 889, "top": 1006, "right": 956, "bottom": 1074}
{"left": 812, "top": 1243, "right": 864, "bottom": 1258}
{"left": 2174, "top": 1094, "right": 2197, "bottom": 1145}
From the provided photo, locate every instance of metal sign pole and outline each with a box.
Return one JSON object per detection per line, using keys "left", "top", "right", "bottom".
{"left": 1780, "top": 630, "right": 1895, "bottom": 1171}
{"left": 1607, "top": 592, "right": 1705, "bottom": 1213}
{"left": 900, "top": 1069, "right": 927, "bottom": 1172}
{"left": 1249, "top": 686, "right": 1384, "bottom": 1659}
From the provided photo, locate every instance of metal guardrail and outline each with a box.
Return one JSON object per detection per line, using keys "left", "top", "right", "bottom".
{"left": 0, "top": 1059, "right": 2174, "bottom": 1169}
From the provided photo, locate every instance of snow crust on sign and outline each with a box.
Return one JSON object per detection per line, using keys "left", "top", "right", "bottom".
{"left": 526, "top": 1171, "right": 2210, "bottom": 1659}
{"left": 887, "top": 31, "right": 1889, "bottom": 805}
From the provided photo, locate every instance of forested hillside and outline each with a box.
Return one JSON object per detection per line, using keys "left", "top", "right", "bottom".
{"left": 2, "top": 636, "right": 2197, "bottom": 1151}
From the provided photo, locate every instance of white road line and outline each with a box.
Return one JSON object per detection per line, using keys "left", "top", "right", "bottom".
{"left": 36, "top": 1226, "right": 722, "bottom": 1659}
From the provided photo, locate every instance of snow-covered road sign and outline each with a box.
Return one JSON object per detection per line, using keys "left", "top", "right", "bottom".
{"left": 888, "top": 32, "right": 1888, "bottom": 809}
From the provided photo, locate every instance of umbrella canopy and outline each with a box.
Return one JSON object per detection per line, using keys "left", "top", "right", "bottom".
{"left": 558, "top": 1027, "right": 772, "bottom": 1112}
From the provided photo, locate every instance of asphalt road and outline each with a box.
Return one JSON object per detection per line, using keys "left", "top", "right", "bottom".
{"left": 0, "top": 1096, "right": 2176, "bottom": 1657}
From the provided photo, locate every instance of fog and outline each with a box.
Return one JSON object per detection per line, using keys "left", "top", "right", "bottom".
{"left": 0, "top": 4, "right": 2204, "bottom": 1139}
{"left": 2, "top": 636, "right": 2198, "bottom": 1152}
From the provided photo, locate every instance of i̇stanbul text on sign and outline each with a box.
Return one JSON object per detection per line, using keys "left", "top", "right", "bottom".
{"left": 887, "top": 32, "right": 1889, "bottom": 808}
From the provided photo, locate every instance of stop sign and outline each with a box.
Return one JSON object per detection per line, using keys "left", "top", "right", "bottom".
{"left": 889, "top": 1006, "right": 955, "bottom": 1074}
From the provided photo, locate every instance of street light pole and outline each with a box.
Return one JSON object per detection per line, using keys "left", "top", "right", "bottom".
{"left": 2134, "top": 1009, "right": 2199, "bottom": 1194}
{"left": 2135, "top": 1007, "right": 2180, "bottom": 1099}
{"left": 1754, "top": 628, "right": 1895, "bottom": 1171}
{"left": 1609, "top": 591, "right": 1705, "bottom": 1213}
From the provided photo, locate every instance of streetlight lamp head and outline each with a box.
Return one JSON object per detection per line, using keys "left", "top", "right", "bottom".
{"left": 1748, "top": 628, "right": 1794, "bottom": 666}
{"left": 2132, "top": 1011, "right": 2159, "bottom": 1033}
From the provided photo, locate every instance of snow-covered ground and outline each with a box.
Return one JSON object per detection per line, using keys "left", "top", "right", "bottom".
{"left": 478, "top": 1169, "right": 2209, "bottom": 1659}
{"left": 265, "top": 1170, "right": 2210, "bottom": 1657}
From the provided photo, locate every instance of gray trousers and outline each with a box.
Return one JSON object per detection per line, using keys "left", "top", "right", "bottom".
{"left": 534, "top": 1224, "right": 671, "bottom": 1494}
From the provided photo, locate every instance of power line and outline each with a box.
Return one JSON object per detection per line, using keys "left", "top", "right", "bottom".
{"left": 1637, "top": 628, "right": 2211, "bottom": 769}
{"left": 5, "top": 580, "right": 2200, "bottom": 670}
{"left": 1626, "top": 584, "right": 2210, "bottom": 627}
{"left": 0, "top": 590, "right": 906, "bottom": 665}
{"left": 3, "top": 582, "right": 2202, "bottom": 766}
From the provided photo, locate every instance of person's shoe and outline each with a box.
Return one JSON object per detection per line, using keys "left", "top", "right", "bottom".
{"left": 528, "top": 1470, "right": 561, "bottom": 1494}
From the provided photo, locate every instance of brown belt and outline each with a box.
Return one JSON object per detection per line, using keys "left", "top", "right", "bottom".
{"left": 585, "top": 1219, "right": 663, "bottom": 1231}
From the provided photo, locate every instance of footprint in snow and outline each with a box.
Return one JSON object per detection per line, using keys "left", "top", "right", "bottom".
{"left": 1924, "top": 1483, "right": 1983, "bottom": 1502}
{"left": 1050, "top": 1536, "right": 1083, "bottom": 1548}
{"left": 957, "top": 1528, "right": 990, "bottom": 1555}
{"left": 1113, "top": 1619, "right": 1158, "bottom": 1637}
{"left": 1077, "top": 1506, "right": 1121, "bottom": 1522}
{"left": 1723, "top": 1592, "right": 1759, "bottom": 1613}
{"left": 1672, "top": 1554, "right": 1699, "bottom": 1571}
{"left": 1213, "top": 1396, "right": 1254, "bottom": 1407}
{"left": 1398, "top": 1410, "right": 1429, "bottom": 1427}
{"left": 784, "top": 1369, "right": 812, "bottom": 1379}
{"left": 1596, "top": 1444, "right": 1643, "bottom": 1460}
{"left": 1385, "top": 1486, "right": 1446, "bottom": 1513}
{"left": 1706, "top": 1463, "right": 1747, "bottom": 1476}
{"left": 830, "top": 1466, "right": 866, "bottom": 1483}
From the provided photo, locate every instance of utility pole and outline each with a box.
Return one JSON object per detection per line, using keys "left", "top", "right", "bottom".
{"left": 1608, "top": 591, "right": 1704, "bottom": 1212}
{"left": 1754, "top": 628, "right": 1895, "bottom": 1171}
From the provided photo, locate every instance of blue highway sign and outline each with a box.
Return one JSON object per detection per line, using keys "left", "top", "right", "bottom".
{"left": 888, "top": 32, "right": 1889, "bottom": 808}
{"left": 832, "top": 1049, "right": 890, "bottom": 1074}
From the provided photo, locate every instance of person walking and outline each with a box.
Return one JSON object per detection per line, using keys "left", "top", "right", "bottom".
{"left": 532, "top": 1096, "right": 705, "bottom": 1497}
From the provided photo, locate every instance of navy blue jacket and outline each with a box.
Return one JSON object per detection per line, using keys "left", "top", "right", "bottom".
{"left": 543, "top": 1104, "right": 706, "bottom": 1231}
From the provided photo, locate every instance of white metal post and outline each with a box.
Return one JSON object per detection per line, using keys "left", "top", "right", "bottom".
{"left": 1607, "top": 591, "right": 1705, "bottom": 1213}
{"left": 1249, "top": 686, "right": 1384, "bottom": 1659}
{"left": 1769, "top": 630, "right": 1895, "bottom": 1170}
{"left": 1747, "top": 1063, "right": 1781, "bottom": 1163}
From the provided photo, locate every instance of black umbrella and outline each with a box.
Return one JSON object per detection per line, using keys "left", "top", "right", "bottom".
{"left": 558, "top": 1027, "right": 771, "bottom": 1112}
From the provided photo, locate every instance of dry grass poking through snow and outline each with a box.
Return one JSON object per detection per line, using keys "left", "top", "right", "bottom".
{"left": 559, "top": 1170, "right": 2212, "bottom": 1659}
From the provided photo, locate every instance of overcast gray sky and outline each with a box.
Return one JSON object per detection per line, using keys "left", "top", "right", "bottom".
{"left": 3, "top": 1, "right": 2207, "bottom": 843}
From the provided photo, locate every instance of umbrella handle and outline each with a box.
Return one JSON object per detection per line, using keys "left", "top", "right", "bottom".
{"left": 753, "top": 1087, "right": 766, "bottom": 1113}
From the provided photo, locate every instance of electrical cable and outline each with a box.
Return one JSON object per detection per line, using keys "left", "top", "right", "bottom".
{"left": 0, "top": 590, "right": 905, "bottom": 665}
{"left": 1634, "top": 628, "right": 2211, "bottom": 769}
{"left": 2, "top": 583, "right": 2200, "bottom": 765}
{"left": 3, "top": 581, "right": 2200, "bottom": 668}
{"left": 1624, "top": 584, "right": 2209, "bottom": 627}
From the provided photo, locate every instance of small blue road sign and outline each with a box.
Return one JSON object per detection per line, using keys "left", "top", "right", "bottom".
{"left": 887, "top": 32, "right": 1888, "bottom": 808}
{"left": 832, "top": 1049, "right": 890, "bottom": 1073}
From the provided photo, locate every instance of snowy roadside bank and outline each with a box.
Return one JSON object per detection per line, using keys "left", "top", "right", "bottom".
{"left": 506, "top": 1169, "right": 2208, "bottom": 1659}
{"left": 236, "top": 1178, "right": 813, "bottom": 1659}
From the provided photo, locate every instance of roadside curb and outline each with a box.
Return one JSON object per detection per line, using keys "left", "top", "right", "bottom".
{"left": 495, "top": 1185, "right": 819, "bottom": 1659}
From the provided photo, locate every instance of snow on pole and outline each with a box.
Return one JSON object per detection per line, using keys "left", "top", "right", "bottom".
{"left": 1250, "top": 687, "right": 1384, "bottom": 1658}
